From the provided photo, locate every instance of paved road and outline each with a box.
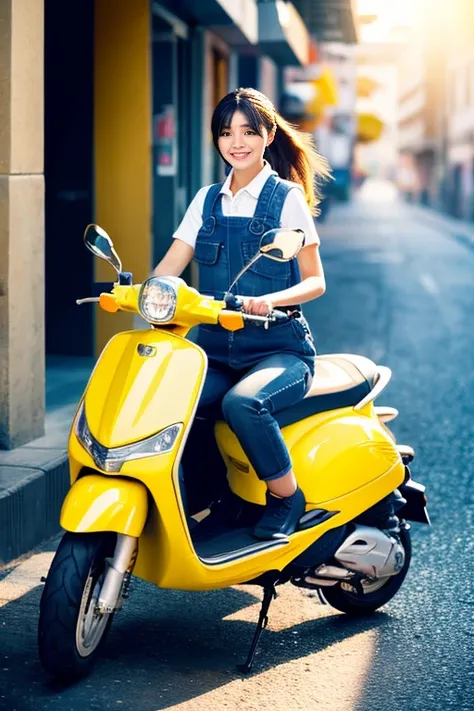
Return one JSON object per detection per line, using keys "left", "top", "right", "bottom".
{"left": 0, "top": 187, "right": 472, "bottom": 711}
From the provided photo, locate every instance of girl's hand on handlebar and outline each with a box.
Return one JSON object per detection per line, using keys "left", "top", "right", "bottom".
{"left": 240, "top": 295, "right": 273, "bottom": 316}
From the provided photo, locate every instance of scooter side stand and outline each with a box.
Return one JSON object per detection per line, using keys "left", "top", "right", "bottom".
{"left": 238, "top": 583, "right": 277, "bottom": 674}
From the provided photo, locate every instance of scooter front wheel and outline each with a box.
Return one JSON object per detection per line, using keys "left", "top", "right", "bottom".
{"left": 38, "top": 531, "right": 117, "bottom": 681}
{"left": 321, "top": 526, "right": 412, "bottom": 616}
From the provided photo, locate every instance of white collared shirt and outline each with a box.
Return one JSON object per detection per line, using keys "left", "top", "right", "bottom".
{"left": 173, "top": 161, "right": 320, "bottom": 249}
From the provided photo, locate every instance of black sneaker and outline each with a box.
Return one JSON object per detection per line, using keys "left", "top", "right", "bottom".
{"left": 253, "top": 488, "right": 306, "bottom": 540}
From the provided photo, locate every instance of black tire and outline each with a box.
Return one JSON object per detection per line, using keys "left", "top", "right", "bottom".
{"left": 38, "top": 532, "right": 117, "bottom": 681}
{"left": 321, "top": 526, "right": 412, "bottom": 616}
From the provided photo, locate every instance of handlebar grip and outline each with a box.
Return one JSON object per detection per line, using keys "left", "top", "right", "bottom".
{"left": 270, "top": 309, "right": 290, "bottom": 322}
{"left": 224, "top": 293, "right": 244, "bottom": 311}
{"left": 91, "top": 282, "right": 115, "bottom": 297}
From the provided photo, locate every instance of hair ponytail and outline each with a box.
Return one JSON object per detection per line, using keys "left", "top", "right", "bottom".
{"left": 265, "top": 113, "right": 331, "bottom": 215}
{"left": 211, "top": 88, "right": 331, "bottom": 216}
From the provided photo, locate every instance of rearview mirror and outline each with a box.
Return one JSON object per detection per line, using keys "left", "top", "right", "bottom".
{"left": 259, "top": 228, "right": 305, "bottom": 262}
{"left": 84, "top": 224, "right": 122, "bottom": 275}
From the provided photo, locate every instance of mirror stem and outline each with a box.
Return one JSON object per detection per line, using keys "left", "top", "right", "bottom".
{"left": 226, "top": 253, "right": 262, "bottom": 296}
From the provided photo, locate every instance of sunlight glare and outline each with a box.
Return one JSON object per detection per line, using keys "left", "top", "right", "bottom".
{"left": 358, "top": 0, "right": 417, "bottom": 42}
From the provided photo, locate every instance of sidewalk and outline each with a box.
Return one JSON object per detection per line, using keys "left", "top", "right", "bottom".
{"left": 0, "top": 357, "right": 94, "bottom": 565}
{"left": 409, "top": 202, "right": 474, "bottom": 248}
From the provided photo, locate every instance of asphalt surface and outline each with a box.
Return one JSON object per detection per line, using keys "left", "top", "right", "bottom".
{"left": 0, "top": 184, "right": 472, "bottom": 711}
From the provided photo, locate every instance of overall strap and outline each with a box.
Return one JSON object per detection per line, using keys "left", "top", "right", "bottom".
{"left": 267, "top": 179, "right": 302, "bottom": 225}
{"left": 202, "top": 183, "right": 224, "bottom": 220}
{"left": 199, "top": 183, "right": 224, "bottom": 235}
{"left": 252, "top": 174, "right": 279, "bottom": 222}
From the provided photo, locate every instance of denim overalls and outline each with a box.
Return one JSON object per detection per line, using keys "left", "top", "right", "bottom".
{"left": 193, "top": 173, "right": 317, "bottom": 482}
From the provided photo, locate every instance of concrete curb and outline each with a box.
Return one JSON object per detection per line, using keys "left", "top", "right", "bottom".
{"left": 0, "top": 451, "right": 69, "bottom": 566}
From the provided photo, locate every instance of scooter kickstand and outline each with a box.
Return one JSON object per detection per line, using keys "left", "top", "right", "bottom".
{"left": 238, "top": 584, "right": 276, "bottom": 674}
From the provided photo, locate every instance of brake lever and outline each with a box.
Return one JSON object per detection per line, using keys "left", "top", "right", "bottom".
{"left": 76, "top": 297, "right": 100, "bottom": 305}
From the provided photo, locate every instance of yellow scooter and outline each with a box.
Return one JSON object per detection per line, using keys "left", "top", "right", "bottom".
{"left": 38, "top": 224, "right": 430, "bottom": 682}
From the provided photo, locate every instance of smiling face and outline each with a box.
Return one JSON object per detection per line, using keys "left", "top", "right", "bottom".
{"left": 217, "top": 110, "right": 274, "bottom": 173}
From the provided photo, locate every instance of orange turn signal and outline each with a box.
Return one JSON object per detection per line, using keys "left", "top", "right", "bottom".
{"left": 99, "top": 293, "right": 119, "bottom": 313}
{"left": 218, "top": 311, "right": 244, "bottom": 331}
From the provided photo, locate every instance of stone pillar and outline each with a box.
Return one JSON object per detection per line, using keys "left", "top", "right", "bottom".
{"left": 0, "top": 0, "right": 45, "bottom": 448}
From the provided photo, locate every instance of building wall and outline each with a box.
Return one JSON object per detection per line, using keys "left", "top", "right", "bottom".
{"left": 94, "top": 0, "right": 152, "bottom": 353}
{"left": 397, "top": 36, "right": 427, "bottom": 154}
{"left": 0, "top": 0, "right": 45, "bottom": 447}
{"left": 396, "top": 3, "right": 451, "bottom": 206}
{"left": 202, "top": 31, "right": 231, "bottom": 187}
{"left": 259, "top": 56, "right": 279, "bottom": 105}
{"left": 443, "top": 3, "right": 474, "bottom": 218}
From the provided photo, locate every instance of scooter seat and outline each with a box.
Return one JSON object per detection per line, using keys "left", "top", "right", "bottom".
{"left": 275, "top": 353, "right": 378, "bottom": 428}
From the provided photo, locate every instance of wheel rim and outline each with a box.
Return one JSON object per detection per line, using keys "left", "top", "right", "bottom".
{"left": 76, "top": 568, "right": 111, "bottom": 658}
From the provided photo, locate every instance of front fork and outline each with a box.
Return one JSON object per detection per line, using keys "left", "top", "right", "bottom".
{"left": 96, "top": 534, "right": 138, "bottom": 614}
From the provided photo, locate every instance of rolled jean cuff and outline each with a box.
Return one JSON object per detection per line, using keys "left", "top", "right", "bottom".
{"left": 259, "top": 462, "right": 293, "bottom": 482}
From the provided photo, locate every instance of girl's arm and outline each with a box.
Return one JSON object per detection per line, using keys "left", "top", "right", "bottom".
{"left": 243, "top": 186, "right": 326, "bottom": 315}
{"left": 243, "top": 243, "right": 326, "bottom": 315}
{"left": 151, "top": 239, "right": 194, "bottom": 277}
{"left": 272, "top": 243, "right": 326, "bottom": 306}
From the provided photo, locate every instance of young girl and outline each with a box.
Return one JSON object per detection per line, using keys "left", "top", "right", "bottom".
{"left": 152, "top": 88, "right": 329, "bottom": 540}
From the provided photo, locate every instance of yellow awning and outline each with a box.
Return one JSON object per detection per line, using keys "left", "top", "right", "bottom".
{"left": 357, "top": 112, "right": 384, "bottom": 143}
{"left": 312, "top": 67, "right": 339, "bottom": 107}
{"left": 299, "top": 67, "right": 339, "bottom": 129}
{"left": 356, "top": 75, "right": 380, "bottom": 98}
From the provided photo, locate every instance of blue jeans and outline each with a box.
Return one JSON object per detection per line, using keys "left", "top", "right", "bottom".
{"left": 198, "top": 354, "right": 313, "bottom": 482}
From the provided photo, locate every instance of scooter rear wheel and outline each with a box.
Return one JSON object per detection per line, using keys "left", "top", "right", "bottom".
{"left": 38, "top": 531, "right": 117, "bottom": 681}
{"left": 321, "top": 526, "right": 412, "bottom": 616}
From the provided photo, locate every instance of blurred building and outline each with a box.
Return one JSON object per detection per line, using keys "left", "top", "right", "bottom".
{"left": 293, "top": 0, "right": 359, "bottom": 43}
{"left": 355, "top": 43, "right": 400, "bottom": 183}
{"left": 281, "top": 3, "right": 360, "bottom": 203}
{"left": 315, "top": 43, "right": 358, "bottom": 201}
{"left": 395, "top": 0, "right": 474, "bottom": 216}
{"left": 444, "top": 0, "right": 474, "bottom": 219}
{"left": 0, "top": 0, "right": 358, "bottom": 448}
{"left": 396, "top": 6, "right": 448, "bottom": 207}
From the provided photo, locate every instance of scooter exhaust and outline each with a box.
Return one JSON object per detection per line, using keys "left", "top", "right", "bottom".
{"left": 292, "top": 563, "right": 354, "bottom": 590}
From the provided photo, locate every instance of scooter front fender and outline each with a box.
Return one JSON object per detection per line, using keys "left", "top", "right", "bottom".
{"left": 60, "top": 474, "right": 148, "bottom": 536}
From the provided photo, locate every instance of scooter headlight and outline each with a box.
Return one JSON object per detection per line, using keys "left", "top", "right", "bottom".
{"left": 138, "top": 276, "right": 178, "bottom": 323}
{"left": 74, "top": 402, "right": 182, "bottom": 472}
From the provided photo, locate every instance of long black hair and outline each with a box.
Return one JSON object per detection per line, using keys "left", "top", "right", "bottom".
{"left": 211, "top": 87, "right": 331, "bottom": 215}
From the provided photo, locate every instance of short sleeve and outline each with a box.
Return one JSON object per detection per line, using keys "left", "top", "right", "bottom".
{"left": 172, "top": 186, "right": 209, "bottom": 250}
{"left": 280, "top": 187, "right": 320, "bottom": 247}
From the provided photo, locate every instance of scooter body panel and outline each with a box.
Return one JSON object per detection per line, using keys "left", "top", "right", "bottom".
{"left": 60, "top": 474, "right": 148, "bottom": 536}
{"left": 82, "top": 329, "right": 206, "bottom": 448}
{"left": 217, "top": 402, "right": 404, "bottom": 510}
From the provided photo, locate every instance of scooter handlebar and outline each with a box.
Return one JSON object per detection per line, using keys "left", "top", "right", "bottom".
{"left": 224, "top": 294, "right": 289, "bottom": 322}
{"left": 76, "top": 282, "right": 117, "bottom": 306}
{"left": 241, "top": 309, "right": 289, "bottom": 327}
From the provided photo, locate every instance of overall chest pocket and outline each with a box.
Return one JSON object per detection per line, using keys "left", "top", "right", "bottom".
{"left": 241, "top": 241, "right": 292, "bottom": 284}
{"left": 193, "top": 239, "right": 221, "bottom": 265}
{"left": 193, "top": 237, "right": 226, "bottom": 298}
